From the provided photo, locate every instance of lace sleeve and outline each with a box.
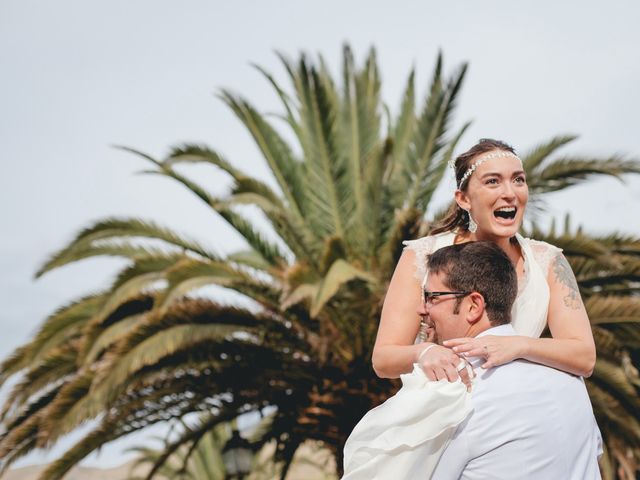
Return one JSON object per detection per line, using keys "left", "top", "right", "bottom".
{"left": 402, "top": 236, "right": 437, "bottom": 282}
{"left": 528, "top": 238, "right": 563, "bottom": 278}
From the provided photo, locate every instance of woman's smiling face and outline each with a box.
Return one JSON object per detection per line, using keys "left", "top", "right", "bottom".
{"left": 455, "top": 151, "right": 529, "bottom": 239}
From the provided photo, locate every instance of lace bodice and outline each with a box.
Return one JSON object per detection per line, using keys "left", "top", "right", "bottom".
{"left": 403, "top": 232, "right": 562, "bottom": 339}
{"left": 403, "top": 233, "right": 560, "bottom": 283}
{"left": 527, "top": 238, "right": 562, "bottom": 279}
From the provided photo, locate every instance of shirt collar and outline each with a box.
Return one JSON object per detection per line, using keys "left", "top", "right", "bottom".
{"left": 475, "top": 323, "right": 516, "bottom": 338}
{"left": 463, "top": 324, "right": 516, "bottom": 370}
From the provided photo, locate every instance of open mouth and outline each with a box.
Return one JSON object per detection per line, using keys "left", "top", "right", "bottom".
{"left": 493, "top": 206, "right": 517, "bottom": 221}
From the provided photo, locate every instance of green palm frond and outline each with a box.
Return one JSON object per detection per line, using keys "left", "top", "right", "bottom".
{"left": 251, "top": 62, "right": 300, "bottom": 136}
{"left": 527, "top": 156, "right": 640, "bottom": 195}
{"left": 418, "top": 120, "right": 471, "bottom": 210}
{"left": 226, "top": 249, "right": 271, "bottom": 271}
{"left": 388, "top": 68, "right": 416, "bottom": 197}
{"left": 164, "top": 143, "right": 244, "bottom": 178}
{"left": 339, "top": 47, "right": 382, "bottom": 247}
{"left": 588, "top": 379, "right": 640, "bottom": 448}
{"left": 0, "top": 345, "right": 76, "bottom": 422}
{"left": 592, "top": 358, "right": 640, "bottom": 411}
{"left": 215, "top": 205, "right": 289, "bottom": 267}
{"left": 137, "top": 415, "right": 228, "bottom": 480}
{"left": 378, "top": 207, "right": 425, "bottom": 276}
{"left": 84, "top": 313, "right": 144, "bottom": 363}
{"left": 404, "top": 58, "right": 467, "bottom": 212}
{"left": 311, "top": 260, "right": 375, "bottom": 319}
{"left": 609, "top": 324, "right": 640, "bottom": 351}
{"left": 144, "top": 165, "right": 292, "bottom": 267}
{"left": 38, "top": 417, "right": 123, "bottom": 480}
{"left": 0, "top": 380, "right": 62, "bottom": 444}
{"left": 588, "top": 233, "right": 640, "bottom": 256}
{"left": 296, "top": 58, "right": 348, "bottom": 241}
{"left": 0, "top": 292, "right": 105, "bottom": 389}
{"left": 0, "top": 436, "right": 38, "bottom": 476}
{"left": 218, "top": 90, "right": 306, "bottom": 220}
{"left": 221, "top": 193, "right": 317, "bottom": 267}
{"left": 36, "top": 371, "right": 94, "bottom": 447}
{"left": 521, "top": 134, "right": 578, "bottom": 174}
{"left": 155, "top": 258, "right": 243, "bottom": 308}
{"left": 93, "top": 324, "right": 243, "bottom": 401}
{"left": 361, "top": 139, "right": 393, "bottom": 264}
{"left": 77, "top": 294, "right": 155, "bottom": 365}
{"left": 36, "top": 218, "right": 218, "bottom": 277}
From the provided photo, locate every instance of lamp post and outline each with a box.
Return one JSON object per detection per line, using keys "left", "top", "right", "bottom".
{"left": 222, "top": 429, "right": 253, "bottom": 479}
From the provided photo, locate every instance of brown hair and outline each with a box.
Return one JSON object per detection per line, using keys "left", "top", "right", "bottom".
{"left": 429, "top": 138, "right": 516, "bottom": 235}
{"left": 426, "top": 241, "right": 517, "bottom": 326}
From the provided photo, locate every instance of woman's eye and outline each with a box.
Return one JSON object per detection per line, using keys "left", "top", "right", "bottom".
{"left": 514, "top": 176, "right": 526, "bottom": 184}
{"left": 485, "top": 178, "right": 498, "bottom": 185}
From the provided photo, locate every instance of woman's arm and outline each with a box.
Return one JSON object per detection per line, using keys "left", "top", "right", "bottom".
{"left": 445, "top": 252, "right": 596, "bottom": 377}
{"left": 521, "top": 252, "right": 596, "bottom": 377}
{"left": 372, "top": 249, "right": 469, "bottom": 383}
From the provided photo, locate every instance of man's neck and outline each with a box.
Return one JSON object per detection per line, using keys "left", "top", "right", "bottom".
{"left": 464, "top": 318, "right": 493, "bottom": 338}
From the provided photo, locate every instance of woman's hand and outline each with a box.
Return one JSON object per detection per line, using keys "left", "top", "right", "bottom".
{"left": 443, "top": 335, "right": 528, "bottom": 369}
{"left": 417, "top": 344, "right": 474, "bottom": 390}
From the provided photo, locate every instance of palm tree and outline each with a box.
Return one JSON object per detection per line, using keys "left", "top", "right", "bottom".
{"left": 0, "top": 46, "right": 639, "bottom": 480}
{"left": 127, "top": 420, "right": 231, "bottom": 480}
{"left": 127, "top": 416, "right": 336, "bottom": 480}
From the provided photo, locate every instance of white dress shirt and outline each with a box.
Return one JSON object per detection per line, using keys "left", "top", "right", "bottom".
{"left": 431, "top": 324, "right": 602, "bottom": 480}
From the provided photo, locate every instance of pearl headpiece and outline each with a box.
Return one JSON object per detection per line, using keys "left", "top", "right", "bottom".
{"left": 455, "top": 150, "right": 521, "bottom": 189}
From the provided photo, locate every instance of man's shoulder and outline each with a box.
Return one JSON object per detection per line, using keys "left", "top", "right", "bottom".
{"left": 472, "top": 358, "right": 584, "bottom": 397}
{"left": 466, "top": 359, "right": 593, "bottom": 442}
{"left": 480, "top": 357, "right": 580, "bottom": 379}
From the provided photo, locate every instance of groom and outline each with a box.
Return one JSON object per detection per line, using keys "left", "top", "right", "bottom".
{"left": 425, "top": 241, "right": 601, "bottom": 479}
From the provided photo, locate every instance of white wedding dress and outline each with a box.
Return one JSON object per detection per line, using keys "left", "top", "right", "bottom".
{"left": 342, "top": 232, "right": 561, "bottom": 479}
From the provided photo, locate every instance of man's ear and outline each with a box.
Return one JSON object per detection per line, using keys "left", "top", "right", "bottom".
{"left": 465, "top": 292, "right": 485, "bottom": 325}
{"left": 454, "top": 189, "right": 471, "bottom": 212}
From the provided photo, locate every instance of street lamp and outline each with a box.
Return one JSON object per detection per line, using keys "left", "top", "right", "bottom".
{"left": 222, "top": 429, "right": 253, "bottom": 479}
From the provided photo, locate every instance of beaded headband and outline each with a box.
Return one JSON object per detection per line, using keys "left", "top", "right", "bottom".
{"left": 453, "top": 150, "right": 521, "bottom": 189}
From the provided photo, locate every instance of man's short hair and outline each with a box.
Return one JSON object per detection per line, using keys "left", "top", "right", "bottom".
{"left": 426, "top": 241, "right": 517, "bottom": 326}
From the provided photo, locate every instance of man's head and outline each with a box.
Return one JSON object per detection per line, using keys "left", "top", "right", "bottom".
{"left": 418, "top": 241, "right": 517, "bottom": 342}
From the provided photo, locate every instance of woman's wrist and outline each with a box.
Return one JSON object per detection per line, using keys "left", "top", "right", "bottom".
{"left": 518, "top": 336, "right": 532, "bottom": 359}
{"left": 416, "top": 343, "right": 437, "bottom": 363}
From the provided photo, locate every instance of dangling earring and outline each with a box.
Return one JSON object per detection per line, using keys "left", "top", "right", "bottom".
{"left": 466, "top": 210, "right": 478, "bottom": 233}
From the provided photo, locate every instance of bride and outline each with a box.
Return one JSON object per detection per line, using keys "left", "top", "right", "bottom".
{"left": 343, "top": 138, "right": 596, "bottom": 478}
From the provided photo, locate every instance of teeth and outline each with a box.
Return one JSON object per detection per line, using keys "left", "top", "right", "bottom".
{"left": 496, "top": 207, "right": 516, "bottom": 212}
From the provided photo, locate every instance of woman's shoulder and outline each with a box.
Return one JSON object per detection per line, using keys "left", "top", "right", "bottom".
{"left": 402, "top": 235, "right": 435, "bottom": 253}
{"left": 402, "top": 231, "right": 456, "bottom": 253}
{"left": 520, "top": 236, "right": 563, "bottom": 276}
{"left": 402, "top": 231, "right": 456, "bottom": 281}
{"left": 522, "top": 236, "right": 563, "bottom": 254}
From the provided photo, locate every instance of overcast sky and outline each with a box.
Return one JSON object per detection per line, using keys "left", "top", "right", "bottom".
{"left": 2, "top": 0, "right": 640, "bottom": 469}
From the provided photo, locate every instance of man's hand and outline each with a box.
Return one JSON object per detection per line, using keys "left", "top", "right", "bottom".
{"left": 443, "top": 335, "right": 528, "bottom": 369}
{"left": 418, "top": 344, "right": 474, "bottom": 390}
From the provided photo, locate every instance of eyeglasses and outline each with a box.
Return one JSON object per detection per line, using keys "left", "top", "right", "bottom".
{"left": 422, "top": 290, "right": 471, "bottom": 305}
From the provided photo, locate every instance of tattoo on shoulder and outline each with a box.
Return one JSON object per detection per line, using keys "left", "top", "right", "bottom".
{"left": 552, "top": 254, "right": 582, "bottom": 310}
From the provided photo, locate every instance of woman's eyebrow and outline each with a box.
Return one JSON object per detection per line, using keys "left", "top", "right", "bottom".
{"left": 479, "top": 170, "right": 526, "bottom": 179}
{"left": 479, "top": 171, "right": 502, "bottom": 179}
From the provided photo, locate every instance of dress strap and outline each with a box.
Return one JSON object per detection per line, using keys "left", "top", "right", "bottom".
{"left": 511, "top": 234, "right": 551, "bottom": 338}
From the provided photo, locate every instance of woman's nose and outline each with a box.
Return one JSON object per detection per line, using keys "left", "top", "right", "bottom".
{"left": 501, "top": 182, "right": 516, "bottom": 198}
